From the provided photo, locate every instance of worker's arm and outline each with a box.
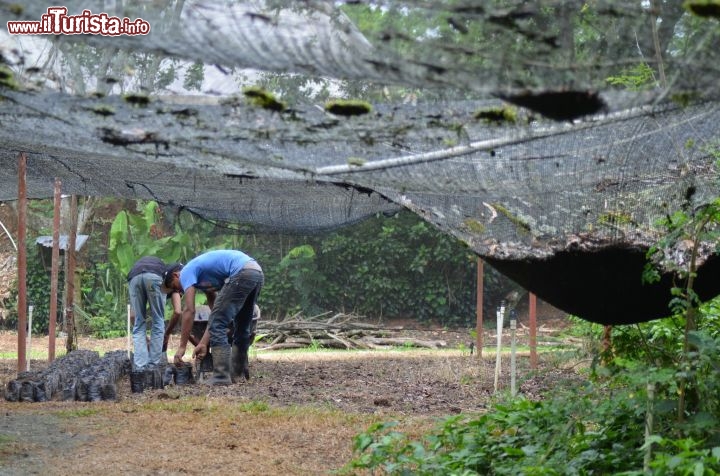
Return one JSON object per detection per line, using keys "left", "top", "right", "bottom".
{"left": 192, "top": 327, "right": 210, "bottom": 360}
{"left": 162, "top": 292, "right": 183, "bottom": 351}
{"left": 174, "top": 286, "right": 196, "bottom": 366}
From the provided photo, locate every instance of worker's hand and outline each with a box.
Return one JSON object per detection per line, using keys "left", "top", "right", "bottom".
{"left": 162, "top": 334, "right": 170, "bottom": 352}
{"left": 173, "top": 345, "right": 186, "bottom": 366}
{"left": 193, "top": 343, "right": 208, "bottom": 361}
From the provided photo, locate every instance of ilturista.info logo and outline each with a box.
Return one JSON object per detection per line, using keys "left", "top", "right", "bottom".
{"left": 7, "top": 6, "right": 151, "bottom": 36}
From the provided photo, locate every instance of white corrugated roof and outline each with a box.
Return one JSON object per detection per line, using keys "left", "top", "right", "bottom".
{"left": 35, "top": 235, "right": 89, "bottom": 252}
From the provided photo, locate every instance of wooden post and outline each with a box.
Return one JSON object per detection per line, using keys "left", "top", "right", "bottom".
{"left": 529, "top": 292, "right": 537, "bottom": 369}
{"left": 65, "top": 195, "right": 78, "bottom": 353}
{"left": 17, "top": 152, "right": 28, "bottom": 372}
{"left": 476, "top": 258, "right": 483, "bottom": 358}
{"left": 48, "top": 178, "right": 61, "bottom": 362}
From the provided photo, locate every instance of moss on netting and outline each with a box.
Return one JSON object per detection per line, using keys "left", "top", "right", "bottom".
{"left": 169, "top": 108, "right": 199, "bottom": 118}
{"left": 473, "top": 106, "right": 517, "bottom": 124}
{"left": 347, "top": 157, "right": 366, "bottom": 167}
{"left": 493, "top": 204, "right": 531, "bottom": 234}
{"left": 684, "top": 0, "right": 720, "bottom": 18}
{"left": 91, "top": 104, "right": 116, "bottom": 116}
{"left": 463, "top": 218, "right": 486, "bottom": 234}
{"left": 670, "top": 91, "right": 701, "bottom": 108}
{"left": 324, "top": 99, "right": 372, "bottom": 116}
{"left": 8, "top": 3, "right": 24, "bottom": 15}
{"left": 123, "top": 93, "right": 150, "bottom": 106}
{"left": 243, "top": 86, "right": 286, "bottom": 112}
{"left": 0, "top": 65, "right": 19, "bottom": 90}
{"left": 598, "top": 211, "right": 634, "bottom": 227}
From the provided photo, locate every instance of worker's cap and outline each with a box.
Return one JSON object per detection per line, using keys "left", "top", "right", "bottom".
{"left": 161, "top": 262, "right": 183, "bottom": 294}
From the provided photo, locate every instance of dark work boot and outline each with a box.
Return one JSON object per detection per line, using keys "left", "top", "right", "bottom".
{"left": 231, "top": 344, "right": 249, "bottom": 382}
{"left": 210, "top": 345, "right": 232, "bottom": 386}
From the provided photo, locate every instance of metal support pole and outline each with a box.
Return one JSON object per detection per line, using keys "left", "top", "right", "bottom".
{"left": 17, "top": 152, "right": 28, "bottom": 372}
{"left": 127, "top": 304, "right": 132, "bottom": 360}
{"left": 510, "top": 315, "right": 517, "bottom": 396}
{"left": 49, "top": 178, "right": 61, "bottom": 362}
{"left": 493, "top": 302, "right": 505, "bottom": 393}
{"left": 529, "top": 292, "right": 538, "bottom": 369}
{"left": 476, "top": 258, "right": 483, "bottom": 358}
{"left": 26, "top": 305, "right": 33, "bottom": 371}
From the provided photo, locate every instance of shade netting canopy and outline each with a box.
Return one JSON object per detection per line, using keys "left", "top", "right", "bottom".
{"left": 1, "top": 1, "right": 719, "bottom": 324}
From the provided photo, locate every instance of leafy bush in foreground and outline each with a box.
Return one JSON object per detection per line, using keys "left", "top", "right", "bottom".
{"left": 346, "top": 381, "right": 648, "bottom": 475}
{"left": 346, "top": 374, "right": 720, "bottom": 475}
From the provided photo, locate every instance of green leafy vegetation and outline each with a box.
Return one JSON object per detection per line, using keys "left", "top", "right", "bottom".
{"left": 606, "top": 63, "right": 657, "bottom": 91}
{"left": 347, "top": 192, "right": 720, "bottom": 474}
{"left": 6, "top": 242, "right": 63, "bottom": 334}
{"left": 6, "top": 200, "right": 518, "bottom": 336}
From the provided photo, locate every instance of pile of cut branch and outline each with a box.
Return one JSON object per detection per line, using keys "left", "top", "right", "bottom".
{"left": 256, "top": 312, "right": 446, "bottom": 351}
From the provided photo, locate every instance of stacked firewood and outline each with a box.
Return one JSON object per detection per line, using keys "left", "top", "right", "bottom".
{"left": 256, "top": 312, "right": 446, "bottom": 350}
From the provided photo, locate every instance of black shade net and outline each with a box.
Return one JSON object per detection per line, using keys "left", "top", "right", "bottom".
{"left": 1, "top": 0, "right": 719, "bottom": 324}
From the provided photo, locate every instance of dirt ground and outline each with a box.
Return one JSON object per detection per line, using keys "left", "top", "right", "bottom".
{"left": 0, "top": 321, "right": 584, "bottom": 476}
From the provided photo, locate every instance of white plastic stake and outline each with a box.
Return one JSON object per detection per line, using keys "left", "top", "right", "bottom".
{"left": 127, "top": 304, "right": 132, "bottom": 359}
{"left": 493, "top": 304, "right": 505, "bottom": 393}
{"left": 26, "top": 305, "right": 33, "bottom": 371}
{"left": 510, "top": 317, "right": 517, "bottom": 396}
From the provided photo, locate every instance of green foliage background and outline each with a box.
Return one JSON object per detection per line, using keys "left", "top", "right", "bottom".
{"left": 6, "top": 199, "right": 517, "bottom": 336}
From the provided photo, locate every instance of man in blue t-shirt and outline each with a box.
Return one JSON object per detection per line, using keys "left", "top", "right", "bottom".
{"left": 163, "top": 249, "right": 264, "bottom": 385}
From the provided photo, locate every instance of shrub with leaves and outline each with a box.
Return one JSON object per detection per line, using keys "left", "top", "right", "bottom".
{"left": 346, "top": 382, "right": 649, "bottom": 475}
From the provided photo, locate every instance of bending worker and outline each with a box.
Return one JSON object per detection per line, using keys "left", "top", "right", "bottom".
{"left": 163, "top": 249, "right": 264, "bottom": 385}
{"left": 127, "top": 257, "right": 182, "bottom": 370}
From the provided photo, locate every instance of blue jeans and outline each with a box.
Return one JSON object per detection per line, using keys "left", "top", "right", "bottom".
{"left": 128, "top": 272, "right": 165, "bottom": 368}
{"left": 208, "top": 268, "right": 264, "bottom": 351}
